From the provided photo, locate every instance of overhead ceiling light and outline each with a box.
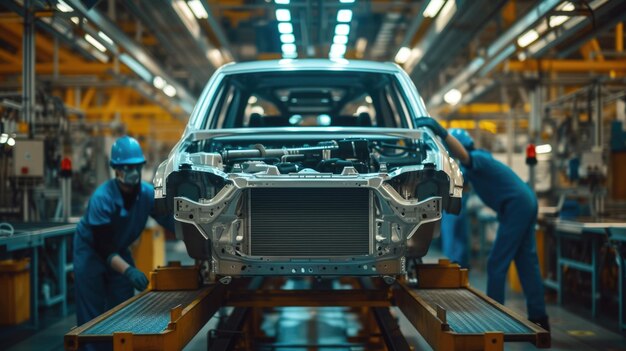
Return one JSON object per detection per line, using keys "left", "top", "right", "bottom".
{"left": 536, "top": 144, "right": 552, "bottom": 154}
{"left": 56, "top": 0, "right": 73, "bottom": 12}
{"left": 333, "top": 35, "right": 348, "bottom": 45}
{"left": 337, "top": 9, "right": 353, "bottom": 22}
{"left": 282, "top": 43, "right": 297, "bottom": 54}
{"left": 186, "top": 0, "right": 208, "bottom": 19}
{"left": 423, "top": 0, "right": 446, "bottom": 18}
{"left": 339, "top": 0, "right": 355, "bottom": 3}
{"left": 282, "top": 52, "right": 298, "bottom": 59}
{"left": 7, "top": 138, "right": 15, "bottom": 147}
{"left": 119, "top": 54, "right": 152, "bottom": 82}
{"left": 278, "top": 22, "right": 293, "bottom": 34}
{"left": 276, "top": 9, "right": 291, "bottom": 21}
{"left": 517, "top": 29, "right": 539, "bottom": 48}
{"left": 70, "top": 17, "right": 80, "bottom": 24}
{"left": 207, "top": 48, "right": 223, "bottom": 67}
{"left": 280, "top": 33, "right": 295, "bottom": 43}
{"left": 394, "top": 46, "right": 411, "bottom": 64}
{"left": 0, "top": 134, "right": 7, "bottom": 143}
{"left": 443, "top": 88, "right": 462, "bottom": 105}
{"left": 97, "top": 31, "right": 113, "bottom": 45}
{"left": 334, "top": 24, "right": 350, "bottom": 36}
{"left": 84, "top": 34, "right": 107, "bottom": 52}
{"left": 163, "top": 85, "right": 177, "bottom": 97}
{"left": 549, "top": 2, "right": 575, "bottom": 27}
{"left": 275, "top": 0, "right": 290, "bottom": 4}
{"left": 153, "top": 76, "right": 166, "bottom": 89}
{"left": 330, "top": 43, "right": 347, "bottom": 55}
{"left": 517, "top": 52, "right": 527, "bottom": 61}
{"left": 355, "top": 37, "right": 367, "bottom": 58}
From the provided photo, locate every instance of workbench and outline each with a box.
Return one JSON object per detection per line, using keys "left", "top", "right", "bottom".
{"left": 542, "top": 217, "right": 626, "bottom": 320}
{"left": 606, "top": 225, "right": 626, "bottom": 330}
{"left": 65, "top": 260, "right": 550, "bottom": 351}
{"left": 0, "top": 222, "right": 76, "bottom": 328}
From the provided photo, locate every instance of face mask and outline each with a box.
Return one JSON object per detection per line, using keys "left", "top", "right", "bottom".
{"left": 118, "top": 165, "right": 142, "bottom": 186}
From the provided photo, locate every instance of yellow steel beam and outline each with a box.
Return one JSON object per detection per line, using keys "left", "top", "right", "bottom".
{"left": 0, "top": 47, "right": 19, "bottom": 63}
{"left": 617, "top": 22, "right": 624, "bottom": 53}
{"left": 440, "top": 103, "right": 530, "bottom": 115}
{"left": 0, "top": 22, "right": 78, "bottom": 63}
{"left": 0, "top": 62, "right": 128, "bottom": 75}
{"left": 80, "top": 88, "right": 96, "bottom": 109}
{"left": 82, "top": 105, "right": 169, "bottom": 115}
{"left": 506, "top": 59, "right": 626, "bottom": 72}
{"left": 502, "top": 0, "right": 516, "bottom": 26}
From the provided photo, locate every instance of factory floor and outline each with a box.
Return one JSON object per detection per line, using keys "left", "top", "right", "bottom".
{"left": 3, "top": 241, "right": 626, "bottom": 351}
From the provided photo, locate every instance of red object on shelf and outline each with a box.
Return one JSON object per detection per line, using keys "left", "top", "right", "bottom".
{"left": 526, "top": 144, "right": 537, "bottom": 166}
{"left": 20, "top": 167, "right": 29, "bottom": 175}
{"left": 61, "top": 157, "right": 72, "bottom": 171}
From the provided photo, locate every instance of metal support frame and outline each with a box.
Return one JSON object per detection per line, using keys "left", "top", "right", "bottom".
{"left": 22, "top": 0, "right": 35, "bottom": 133}
{"left": 65, "top": 261, "right": 550, "bottom": 351}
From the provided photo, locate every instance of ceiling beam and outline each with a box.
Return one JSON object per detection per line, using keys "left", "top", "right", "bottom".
{"left": 506, "top": 59, "right": 626, "bottom": 73}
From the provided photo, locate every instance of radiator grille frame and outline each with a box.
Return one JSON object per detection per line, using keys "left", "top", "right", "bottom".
{"left": 247, "top": 187, "right": 373, "bottom": 257}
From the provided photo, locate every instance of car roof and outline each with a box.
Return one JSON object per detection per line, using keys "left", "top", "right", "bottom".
{"left": 216, "top": 59, "right": 403, "bottom": 75}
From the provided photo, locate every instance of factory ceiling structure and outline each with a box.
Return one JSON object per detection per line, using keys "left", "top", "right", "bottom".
{"left": 0, "top": 0, "right": 625, "bottom": 142}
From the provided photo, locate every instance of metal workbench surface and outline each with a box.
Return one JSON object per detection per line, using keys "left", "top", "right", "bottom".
{"left": 0, "top": 222, "right": 76, "bottom": 251}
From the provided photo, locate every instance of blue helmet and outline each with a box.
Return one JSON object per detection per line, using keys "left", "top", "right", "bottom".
{"left": 449, "top": 128, "right": 474, "bottom": 150}
{"left": 110, "top": 136, "right": 146, "bottom": 167}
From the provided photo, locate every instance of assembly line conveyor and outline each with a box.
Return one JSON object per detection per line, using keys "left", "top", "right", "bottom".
{"left": 65, "top": 260, "right": 550, "bottom": 351}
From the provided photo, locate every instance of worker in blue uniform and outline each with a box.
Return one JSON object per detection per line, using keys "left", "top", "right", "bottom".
{"left": 440, "top": 190, "right": 470, "bottom": 268}
{"left": 73, "top": 136, "right": 174, "bottom": 334}
{"left": 416, "top": 118, "right": 550, "bottom": 331}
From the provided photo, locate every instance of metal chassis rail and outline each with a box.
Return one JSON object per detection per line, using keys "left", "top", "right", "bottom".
{"left": 65, "top": 260, "right": 550, "bottom": 351}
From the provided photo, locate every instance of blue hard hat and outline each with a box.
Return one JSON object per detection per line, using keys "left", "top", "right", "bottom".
{"left": 110, "top": 136, "right": 146, "bottom": 167}
{"left": 449, "top": 128, "right": 474, "bottom": 150}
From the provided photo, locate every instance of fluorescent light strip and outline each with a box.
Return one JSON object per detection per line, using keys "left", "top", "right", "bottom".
{"left": 84, "top": 34, "right": 107, "bottom": 52}
{"left": 276, "top": 9, "right": 291, "bottom": 22}
{"left": 278, "top": 22, "right": 293, "bottom": 34}
{"left": 333, "top": 35, "right": 348, "bottom": 45}
{"left": 423, "top": 0, "right": 446, "bottom": 18}
{"left": 282, "top": 43, "right": 296, "bottom": 54}
{"left": 153, "top": 76, "right": 166, "bottom": 89}
{"left": 394, "top": 46, "right": 411, "bottom": 64}
{"left": 98, "top": 31, "right": 113, "bottom": 45}
{"left": 163, "top": 85, "right": 177, "bottom": 97}
{"left": 337, "top": 9, "right": 353, "bottom": 22}
{"left": 187, "top": 0, "right": 208, "bottom": 19}
{"left": 335, "top": 24, "right": 350, "bottom": 35}
{"left": 275, "top": 0, "right": 290, "bottom": 4}
{"left": 280, "top": 34, "right": 295, "bottom": 43}
{"left": 517, "top": 29, "right": 539, "bottom": 48}
{"left": 56, "top": 0, "right": 73, "bottom": 12}
{"left": 443, "top": 88, "right": 462, "bottom": 105}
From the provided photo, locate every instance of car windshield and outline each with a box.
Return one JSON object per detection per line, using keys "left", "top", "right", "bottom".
{"left": 203, "top": 70, "right": 413, "bottom": 129}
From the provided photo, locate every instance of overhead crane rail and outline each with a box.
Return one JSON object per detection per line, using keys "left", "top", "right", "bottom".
{"left": 65, "top": 260, "right": 550, "bottom": 351}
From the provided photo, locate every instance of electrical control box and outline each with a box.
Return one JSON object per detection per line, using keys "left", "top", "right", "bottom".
{"left": 12, "top": 139, "right": 44, "bottom": 177}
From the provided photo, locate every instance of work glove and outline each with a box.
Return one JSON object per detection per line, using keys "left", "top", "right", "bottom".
{"left": 124, "top": 266, "right": 149, "bottom": 291}
{"left": 415, "top": 117, "right": 448, "bottom": 139}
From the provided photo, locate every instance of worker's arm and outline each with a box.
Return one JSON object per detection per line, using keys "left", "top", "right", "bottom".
{"left": 415, "top": 117, "right": 471, "bottom": 166}
{"left": 92, "top": 224, "right": 148, "bottom": 290}
{"left": 444, "top": 134, "right": 471, "bottom": 166}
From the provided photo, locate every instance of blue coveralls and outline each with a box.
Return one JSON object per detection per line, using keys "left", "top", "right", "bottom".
{"left": 73, "top": 179, "right": 171, "bottom": 327}
{"left": 440, "top": 194, "right": 470, "bottom": 268}
{"left": 461, "top": 149, "right": 547, "bottom": 320}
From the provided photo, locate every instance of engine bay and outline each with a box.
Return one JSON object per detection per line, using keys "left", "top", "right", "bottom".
{"left": 200, "top": 138, "right": 431, "bottom": 175}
